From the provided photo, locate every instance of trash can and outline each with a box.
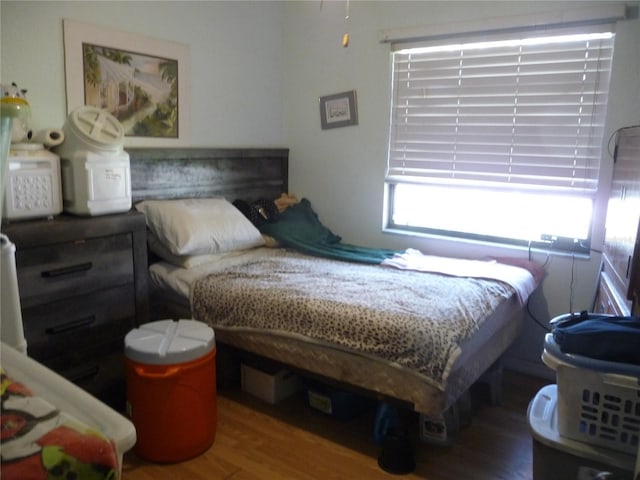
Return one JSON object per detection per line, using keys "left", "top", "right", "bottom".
{"left": 528, "top": 385, "right": 635, "bottom": 480}
{"left": 542, "top": 331, "right": 640, "bottom": 455}
{"left": 124, "top": 319, "right": 216, "bottom": 463}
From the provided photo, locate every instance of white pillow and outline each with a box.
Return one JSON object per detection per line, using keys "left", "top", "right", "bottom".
{"left": 146, "top": 231, "right": 241, "bottom": 268}
{"left": 135, "top": 198, "right": 265, "bottom": 256}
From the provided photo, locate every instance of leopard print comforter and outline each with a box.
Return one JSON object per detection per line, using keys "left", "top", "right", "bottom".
{"left": 191, "top": 249, "right": 515, "bottom": 390}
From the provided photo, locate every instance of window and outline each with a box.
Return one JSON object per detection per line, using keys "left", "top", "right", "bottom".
{"left": 386, "top": 27, "right": 614, "bottom": 252}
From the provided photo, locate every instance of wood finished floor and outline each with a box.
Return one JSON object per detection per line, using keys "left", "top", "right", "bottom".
{"left": 122, "top": 370, "right": 549, "bottom": 480}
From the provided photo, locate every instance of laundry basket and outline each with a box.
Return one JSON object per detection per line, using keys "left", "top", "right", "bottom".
{"left": 124, "top": 319, "right": 216, "bottom": 463}
{"left": 542, "top": 332, "right": 640, "bottom": 455}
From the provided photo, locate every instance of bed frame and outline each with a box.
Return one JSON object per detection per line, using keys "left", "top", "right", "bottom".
{"left": 129, "top": 147, "right": 289, "bottom": 204}
{"left": 129, "top": 147, "right": 523, "bottom": 422}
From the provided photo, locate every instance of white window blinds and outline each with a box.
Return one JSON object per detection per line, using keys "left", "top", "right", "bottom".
{"left": 387, "top": 29, "right": 614, "bottom": 194}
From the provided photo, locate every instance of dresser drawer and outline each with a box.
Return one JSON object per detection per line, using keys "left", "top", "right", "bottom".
{"left": 2, "top": 212, "right": 148, "bottom": 408}
{"left": 22, "top": 285, "right": 135, "bottom": 361}
{"left": 15, "top": 233, "right": 134, "bottom": 307}
{"left": 596, "top": 267, "right": 632, "bottom": 316}
{"left": 41, "top": 342, "right": 127, "bottom": 411}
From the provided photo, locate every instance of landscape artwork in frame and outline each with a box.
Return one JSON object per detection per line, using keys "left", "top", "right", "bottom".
{"left": 63, "top": 19, "right": 190, "bottom": 147}
{"left": 319, "top": 90, "right": 358, "bottom": 129}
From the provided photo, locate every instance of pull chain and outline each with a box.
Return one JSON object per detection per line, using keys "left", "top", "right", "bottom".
{"left": 343, "top": 0, "right": 350, "bottom": 47}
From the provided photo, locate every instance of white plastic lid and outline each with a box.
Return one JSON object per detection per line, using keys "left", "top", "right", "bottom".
{"left": 66, "top": 106, "right": 124, "bottom": 152}
{"left": 124, "top": 319, "right": 215, "bottom": 365}
{"left": 528, "top": 385, "right": 635, "bottom": 468}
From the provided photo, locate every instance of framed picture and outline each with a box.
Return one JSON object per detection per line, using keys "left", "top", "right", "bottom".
{"left": 63, "top": 19, "right": 190, "bottom": 147}
{"left": 319, "top": 90, "right": 358, "bottom": 130}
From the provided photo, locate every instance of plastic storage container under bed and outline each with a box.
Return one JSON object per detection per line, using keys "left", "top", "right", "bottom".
{"left": 542, "top": 331, "right": 640, "bottom": 455}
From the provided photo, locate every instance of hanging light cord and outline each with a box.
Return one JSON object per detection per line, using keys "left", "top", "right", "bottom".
{"left": 343, "top": 0, "right": 350, "bottom": 47}
{"left": 319, "top": 0, "right": 350, "bottom": 48}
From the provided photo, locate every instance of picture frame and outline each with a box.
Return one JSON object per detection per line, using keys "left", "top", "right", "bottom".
{"left": 319, "top": 90, "right": 358, "bottom": 130}
{"left": 63, "top": 19, "right": 190, "bottom": 147}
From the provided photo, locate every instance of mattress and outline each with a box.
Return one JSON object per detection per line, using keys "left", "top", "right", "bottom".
{"left": 208, "top": 295, "right": 522, "bottom": 414}
{"left": 149, "top": 247, "right": 534, "bottom": 414}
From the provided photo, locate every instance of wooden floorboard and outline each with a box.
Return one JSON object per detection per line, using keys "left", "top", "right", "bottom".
{"left": 122, "top": 370, "right": 550, "bottom": 480}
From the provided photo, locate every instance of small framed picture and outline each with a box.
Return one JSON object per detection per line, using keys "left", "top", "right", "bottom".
{"left": 319, "top": 90, "right": 358, "bottom": 130}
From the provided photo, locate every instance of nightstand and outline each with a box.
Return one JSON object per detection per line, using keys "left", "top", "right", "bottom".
{"left": 1, "top": 211, "right": 149, "bottom": 410}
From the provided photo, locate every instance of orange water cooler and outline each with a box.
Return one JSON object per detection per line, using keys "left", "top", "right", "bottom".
{"left": 124, "top": 319, "right": 216, "bottom": 463}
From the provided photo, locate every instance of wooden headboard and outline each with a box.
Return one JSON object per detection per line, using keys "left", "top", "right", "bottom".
{"left": 128, "top": 147, "right": 289, "bottom": 203}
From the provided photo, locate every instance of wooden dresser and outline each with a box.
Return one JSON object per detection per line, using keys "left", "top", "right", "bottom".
{"left": 595, "top": 126, "right": 640, "bottom": 316}
{"left": 1, "top": 211, "right": 148, "bottom": 409}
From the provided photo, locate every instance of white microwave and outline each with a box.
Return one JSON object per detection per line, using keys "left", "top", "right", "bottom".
{"left": 3, "top": 143, "right": 62, "bottom": 220}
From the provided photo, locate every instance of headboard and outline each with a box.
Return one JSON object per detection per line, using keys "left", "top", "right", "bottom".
{"left": 128, "top": 147, "right": 289, "bottom": 203}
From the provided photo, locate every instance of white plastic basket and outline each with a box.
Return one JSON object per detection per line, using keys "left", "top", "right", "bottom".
{"left": 542, "top": 333, "right": 640, "bottom": 455}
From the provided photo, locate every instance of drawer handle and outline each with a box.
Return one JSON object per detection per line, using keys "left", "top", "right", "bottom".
{"left": 45, "top": 315, "right": 96, "bottom": 335}
{"left": 41, "top": 262, "right": 93, "bottom": 278}
{"left": 67, "top": 365, "right": 100, "bottom": 383}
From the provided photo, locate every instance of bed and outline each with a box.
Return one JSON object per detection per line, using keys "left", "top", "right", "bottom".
{"left": 128, "top": 147, "right": 543, "bottom": 423}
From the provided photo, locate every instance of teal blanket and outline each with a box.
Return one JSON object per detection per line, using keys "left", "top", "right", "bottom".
{"left": 259, "top": 199, "right": 398, "bottom": 264}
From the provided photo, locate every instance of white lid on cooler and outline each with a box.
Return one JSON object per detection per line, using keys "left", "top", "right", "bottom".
{"left": 124, "top": 319, "right": 215, "bottom": 365}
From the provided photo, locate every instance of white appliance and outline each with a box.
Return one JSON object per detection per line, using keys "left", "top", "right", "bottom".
{"left": 3, "top": 143, "right": 62, "bottom": 220}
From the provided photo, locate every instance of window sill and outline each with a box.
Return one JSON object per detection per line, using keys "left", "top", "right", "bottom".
{"left": 382, "top": 226, "right": 594, "bottom": 261}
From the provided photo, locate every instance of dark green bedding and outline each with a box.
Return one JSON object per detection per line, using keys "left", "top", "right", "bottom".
{"left": 259, "top": 198, "right": 398, "bottom": 264}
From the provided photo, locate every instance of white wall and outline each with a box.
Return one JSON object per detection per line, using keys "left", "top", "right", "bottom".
{"left": 281, "top": 1, "right": 640, "bottom": 378}
{"left": 2, "top": 1, "right": 640, "bottom": 378}
{"left": 0, "top": 1, "right": 285, "bottom": 146}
